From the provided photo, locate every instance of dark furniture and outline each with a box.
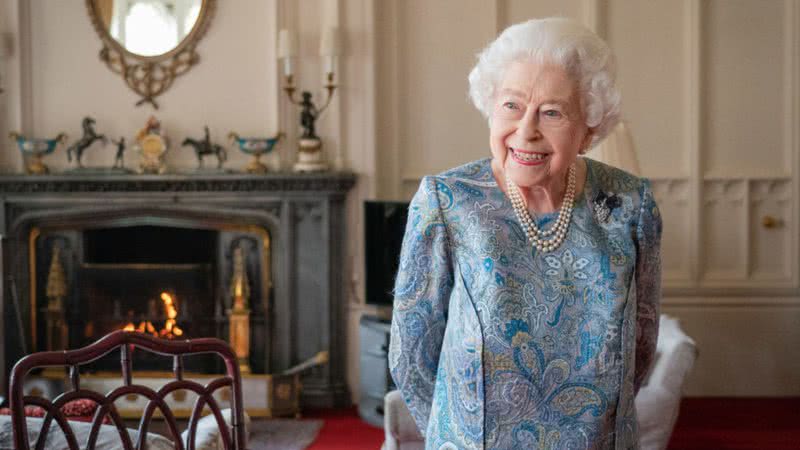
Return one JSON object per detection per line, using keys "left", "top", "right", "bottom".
{"left": 358, "top": 314, "right": 393, "bottom": 427}
{"left": 9, "top": 330, "right": 246, "bottom": 449}
{"left": 363, "top": 201, "right": 409, "bottom": 307}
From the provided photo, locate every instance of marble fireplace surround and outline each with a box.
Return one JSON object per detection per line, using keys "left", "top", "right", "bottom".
{"left": 0, "top": 172, "right": 356, "bottom": 408}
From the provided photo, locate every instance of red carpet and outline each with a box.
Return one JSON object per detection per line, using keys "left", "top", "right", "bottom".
{"left": 668, "top": 397, "right": 800, "bottom": 450}
{"left": 305, "top": 398, "right": 800, "bottom": 449}
{"left": 305, "top": 407, "right": 384, "bottom": 450}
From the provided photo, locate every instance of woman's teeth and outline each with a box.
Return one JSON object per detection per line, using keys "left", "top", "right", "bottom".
{"left": 510, "top": 148, "right": 548, "bottom": 162}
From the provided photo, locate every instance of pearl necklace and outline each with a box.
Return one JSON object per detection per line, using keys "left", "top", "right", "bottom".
{"left": 506, "top": 164, "right": 576, "bottom": 253}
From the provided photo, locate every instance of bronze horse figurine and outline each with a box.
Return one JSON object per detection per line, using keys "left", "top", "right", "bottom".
{"left": 182, "top": 126, "right": 227, "bottom": 169}
{"left": 66, "top": 117, "right": 107, "bottom": 167}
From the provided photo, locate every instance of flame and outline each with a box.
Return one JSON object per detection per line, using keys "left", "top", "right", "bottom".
{"left": 120, "top": 292, "right": 183, "bottom": 338}
{"left": 159, "top": 293, "right": 183, "bottom": 338}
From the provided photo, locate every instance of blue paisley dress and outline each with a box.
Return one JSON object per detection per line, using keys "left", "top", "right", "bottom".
{"left": 389, "top": 157, "right": 662, "bottom": 450}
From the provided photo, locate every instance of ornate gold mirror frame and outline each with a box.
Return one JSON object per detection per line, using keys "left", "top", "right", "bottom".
{"left": 85, "top": 0, "right": 217, "bottom": 109}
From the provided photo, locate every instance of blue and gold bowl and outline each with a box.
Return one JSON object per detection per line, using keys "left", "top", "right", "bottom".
{"left": 10, "top": 132, "right": 68, "bottom": 174}
{"left": 228, "top": 132, "right": 283, "bottom": 173}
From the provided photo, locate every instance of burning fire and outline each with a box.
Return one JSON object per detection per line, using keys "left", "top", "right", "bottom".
{"left": 122, "top": 292, "right": 184, "bottom": 338}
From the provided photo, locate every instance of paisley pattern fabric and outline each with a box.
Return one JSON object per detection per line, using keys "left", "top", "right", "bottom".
{"left": 389, "top": 157, "right": 662, "bottom": 450}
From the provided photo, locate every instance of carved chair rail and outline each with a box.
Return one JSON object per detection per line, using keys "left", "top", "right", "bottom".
{"left": 9, "top": 330, "right": 246, "bottom": 450}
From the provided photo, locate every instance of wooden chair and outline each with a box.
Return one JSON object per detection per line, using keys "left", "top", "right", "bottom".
{"left": 8, "top": 330, "right": 246, "bottom": 450}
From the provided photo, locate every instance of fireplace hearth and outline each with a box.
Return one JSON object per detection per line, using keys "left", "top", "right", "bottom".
{"left": 0, "top": 172, "right": 355, "bottom": 409}
{"left": 65, "top": 225, "right": 227, "bottom": 373}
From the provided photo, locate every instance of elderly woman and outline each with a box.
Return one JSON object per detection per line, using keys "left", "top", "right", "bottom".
{"left": 389, "top": 18, "right": 662, "bottom": 449}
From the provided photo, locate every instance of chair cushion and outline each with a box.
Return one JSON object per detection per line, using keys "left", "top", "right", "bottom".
{"left": 180, "top": 408, "right": 251, "bottom": 450}
{"left": 384, "top": 391, "right": 424, "bottom": 442}
{"left": 0, "top": 415, "right": 174, "bottom": 450}
{"left": 635, "top": 384, "right": 681, "bottom": 450}
{"left": 0, "top": 399, "right": 111, "bottom": 424}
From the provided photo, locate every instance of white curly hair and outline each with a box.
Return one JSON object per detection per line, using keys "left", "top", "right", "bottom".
{"left": 468, "top": 17, "right": 621, "bottom": 149}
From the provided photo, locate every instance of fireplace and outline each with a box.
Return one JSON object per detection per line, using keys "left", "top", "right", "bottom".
{"left": 32, "top": 218, "right": 272, "bottom": 376}
{"left": 80, "top": 226, "right": 216, "bottom": 346}
{"left": 0, "top": 172, "right": 355, "bottom": 409}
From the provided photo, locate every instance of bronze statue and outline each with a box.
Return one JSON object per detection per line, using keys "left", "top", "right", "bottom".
{"left": 66, "top": 117, "right": 107, "bottom": 168}
{"left": 111, "top": 137, "right": 126, "bottom": 169}
{"left": 281, "top": 78, "right": 336, "bottom": 171}
{"left": 299, "top": 91, "right": 319, "bottom": 139}
{"left": 182, "top": 126, "right": 227, "bottom": 169}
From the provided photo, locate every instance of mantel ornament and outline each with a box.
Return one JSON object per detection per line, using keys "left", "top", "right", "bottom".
{"left": 277, "top": 28, "right": 341, "bottom": 172}
{"left": 228, "top": 131, "right": 283, "bottom": 174}
{"left": 85, "top": 0, "right": 217, "bottom": 109}
{"left": 65, "top": 116, "right": 108, "bottom": 169}
{"left": 135, "top": 116, "right": 169, "bottom": 174}
{"left": 182, "top": 126, "right": 227, "bottom": 171}
{"left": 9, "top": 132, "right": 67, "bottom": 175}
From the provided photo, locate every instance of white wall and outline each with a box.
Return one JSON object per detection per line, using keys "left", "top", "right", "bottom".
{"left": 1, "top": 0, "right": 798, "bottom": 400}
{"left": 373, "top": 0, "right": 800, "bottom": 397}
{"left": 2, "top": 0, "right": 281, "bottom": 171}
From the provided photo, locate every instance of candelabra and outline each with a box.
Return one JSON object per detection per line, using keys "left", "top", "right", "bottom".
{"left": 278, "top": 27, "right": 341, "bottom": 172}
{"left": 228, "top": 244, "right": 251, "bottom": 374}
{"left": 44, "top": 244, "right": 68, "bottom": 352}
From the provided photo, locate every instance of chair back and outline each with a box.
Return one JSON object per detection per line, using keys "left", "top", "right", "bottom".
{"left": 9, "top": 330, "right": 246, "bottom": 450}
{"left": 648, "top": 315, "right": 699, "bottom": 393}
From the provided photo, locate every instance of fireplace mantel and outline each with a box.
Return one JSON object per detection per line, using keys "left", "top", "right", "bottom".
{"left": 0, "top": 171, "right": 356, "bottom": 409}
{"left": 0, "top": 171, "right": 356, "bottom": 194}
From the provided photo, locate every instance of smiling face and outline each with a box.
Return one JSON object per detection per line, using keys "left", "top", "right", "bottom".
{"left": 490, "top": 60, "right": 592, "bottom": 192}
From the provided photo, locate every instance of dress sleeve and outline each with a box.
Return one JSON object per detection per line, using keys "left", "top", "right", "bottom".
{"left": 633, "top": 179, "right": 663, "bottom": 394}
{"left": 389, "top": 176, "right": 454, "bottom": 434}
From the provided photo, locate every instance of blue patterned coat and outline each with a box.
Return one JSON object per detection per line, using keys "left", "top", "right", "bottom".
{"left": 389, "top": 157, "right": 662, "bottom": 449}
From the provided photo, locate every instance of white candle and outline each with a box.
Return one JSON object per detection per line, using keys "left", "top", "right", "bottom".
{"left": 322, "top": 57, "right": 332, "bottom": 76}
{"left": 277, "top": 29, "right": 297, "bottom": 77}
{"left": 320, "top": 27, "right": 340, "bottom": 75}
{"left": 283, "top": 58, "right": 293, "bottom": 77}
{"left": 320, "top": 27, "right": 341, "bottom": 57}
{"left": 277, "top": 29, "right": 297, "bottom": 59}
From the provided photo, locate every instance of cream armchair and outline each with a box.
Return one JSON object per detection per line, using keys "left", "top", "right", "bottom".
{"left": 382, "top": 314, "right": 698, "bottom": 450}
{"left": 635, "top": 314, "right": 699, "bottom": 450}
{"left": 382, "top": 389, "right": 424, "bottom": 450}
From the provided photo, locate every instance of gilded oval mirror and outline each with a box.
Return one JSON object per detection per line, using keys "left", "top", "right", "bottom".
{"left": 86, "top": 0, "right": 216, "bottom": 108}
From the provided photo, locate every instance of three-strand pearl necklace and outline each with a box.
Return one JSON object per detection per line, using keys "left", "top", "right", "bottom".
{"left": 506, "top": 163, "right": 576, "bottom": 253}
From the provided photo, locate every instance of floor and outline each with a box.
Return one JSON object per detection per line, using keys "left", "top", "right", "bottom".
{"left": 666, "top": 397, "right": 800, "bottom": 450}
{"left": 305, "top": 407, "right": 384, "bottom": 450}
{"left": 304, "top": 397, "right": 800, "bottom": 450}
{"left": 125, "top": 397, "right": 800, "bottom": 449}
